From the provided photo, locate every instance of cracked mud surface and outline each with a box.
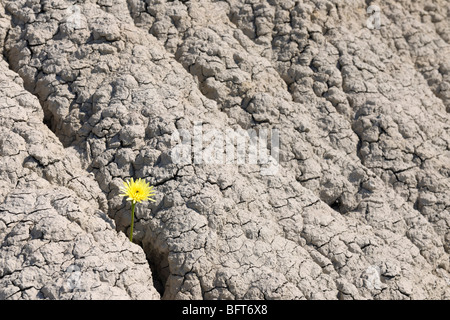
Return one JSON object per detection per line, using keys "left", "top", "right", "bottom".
{"left": 0, "top": 0, "right": 449, "bottom": 299}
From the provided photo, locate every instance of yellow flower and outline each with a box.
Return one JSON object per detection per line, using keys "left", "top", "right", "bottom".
{"left": 120, "top": 178, "right": 156, "bottom": 204}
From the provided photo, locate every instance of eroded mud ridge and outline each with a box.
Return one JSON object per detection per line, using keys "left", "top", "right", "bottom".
{"left": 0, "top": 0, "right": 449, "bottom": 300}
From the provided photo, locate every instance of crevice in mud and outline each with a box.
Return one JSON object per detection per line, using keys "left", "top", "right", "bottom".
{"left": 42, "top": 109, "right": 56, "bottom": 133}
{"left": 330, "top": 197, "right": 342, "bottom": 214}
{"left": 142, "top": 243, "right": 170, "bottom": 297}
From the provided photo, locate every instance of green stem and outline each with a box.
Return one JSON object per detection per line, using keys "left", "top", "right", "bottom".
{"left": 129, "top": 201, "right": 136, "bottom": 242}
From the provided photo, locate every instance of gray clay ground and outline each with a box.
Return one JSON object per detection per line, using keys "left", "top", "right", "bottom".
{"left": 0, "top": 0, "right": 449, "bottom": 299}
